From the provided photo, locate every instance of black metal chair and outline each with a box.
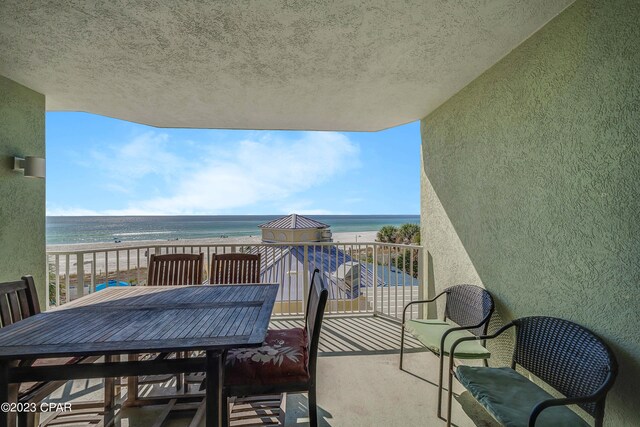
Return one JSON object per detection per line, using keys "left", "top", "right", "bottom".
{"left": 400, "top": 284, "right": 494, "bottom": 419}
{"left": 447, "top": 316, "right": 618, "bottom": 427}
{"left": 221, "top": 268, "right": 328, "bottom": 427}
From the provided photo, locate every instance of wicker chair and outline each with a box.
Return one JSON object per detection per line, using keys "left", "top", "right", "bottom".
{"left": 210, "top": 253, "right": 261, "bottom": 284}
{"left": 1, "top": 276, "right": 101, "bottom": 427}
{"left": 447, "top": 316, "right": 618, "bottom": 427}
{"left": 221, "top": 268, "right": 328, "bottom": 427}
{"left": 400, "top": 284, "right": 494, "bottom": 419}
{"left": 147, "top": 253, "right": 204, "bottom": 286}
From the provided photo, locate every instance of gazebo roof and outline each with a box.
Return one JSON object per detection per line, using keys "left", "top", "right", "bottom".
{"left": 259, "top": 214, "right": 329, "bottom": 230}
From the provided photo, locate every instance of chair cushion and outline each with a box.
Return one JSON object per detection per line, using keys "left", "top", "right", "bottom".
{"left": 405, "top": 319, "right": 490, "bottom": 359}
{"left": 225, "top": 328, "right": 309, "bottom": 387}
{"left": 456, "top": 366, "right": 590, "bottom": 427}
{"left": 19, "top": 356, "right": 84, "bottom": 396}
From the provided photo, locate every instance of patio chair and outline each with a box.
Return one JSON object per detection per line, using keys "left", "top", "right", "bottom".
{"left": 210, "top": 253, "right": 261, "bottom": 284}
{"left": 180, "top": 253, "right": 263, "bottom": 392}
{"left": 147, "top": 252, "right": 205, "bottom": 286}
{"left": 400, "top": 284, "right": 494, "bottom": 419}
{"left": 129, "top": 253, "right": 205, "bottom": 402}
{"left": 446, "top": 316, "right": 618, "bottom": 427}
{"left": 0, "top": 276, "right": 101, "bottom": 427}
{"left": 221, "top": 268, "right": 328, "bottom": 427}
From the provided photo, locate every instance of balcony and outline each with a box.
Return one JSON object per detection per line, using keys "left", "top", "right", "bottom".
{"left": 39, "top": 242, "right": 497, "bottom": 426}
{"left": 41, "top": 316, "right": 494, "bottom": 427}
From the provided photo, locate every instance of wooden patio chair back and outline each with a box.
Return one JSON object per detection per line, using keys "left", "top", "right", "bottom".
{"left": 0, "top": 275, "right": 40, "bottom": 328}
{"left": 210, "top": 253, "right": 261, "bottom": 284}
{"left": 147, "top": 253, "right": 205, "bottom": 286}
{"left": 222, "top": 268, "right": 328, "bottom": 427}
{"left": 306, "top": 269, "right": 329, "bottom": 379}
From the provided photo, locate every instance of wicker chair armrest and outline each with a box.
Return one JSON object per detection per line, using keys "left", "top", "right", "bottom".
{"left": 450, "top": 323, "right": 515, "bottom": 353}
{"left": 529, "top": 396, "right": 596, "bottom": 427}
{"left": 528, "top": 370, "right": 616, "bottom": 427}
{"left": 447, "top": 323, "right": 515, "bottom": 373}
{"left": 439, "top": 322, "right": 489, "bottom": 356}
{"left": 440, "top": 306, "right": 495, "bottom": 348}
{"left": 402, "top": 291, "right": 447, "bottom": 324}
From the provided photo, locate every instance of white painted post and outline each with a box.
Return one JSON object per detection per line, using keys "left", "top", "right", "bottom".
{"left": 417, "top": 246, "right": 425, "bottom": 319}
{"left": 91, "top": 252, "right": 96, "bottom": 293}
{"left": 372, "top": 244, "right": 378, "bottom": 316}
{"left": 303, "top": 245, "right": 309, "bottom": 316}
{"left": 77, "top": 253, "right": 85, "bottom": 298}
{"left": 64, "top": 254, "right": 70, "bottom": 303}
{"left": 55, "top": 254, "right": 60, "bottom": 306}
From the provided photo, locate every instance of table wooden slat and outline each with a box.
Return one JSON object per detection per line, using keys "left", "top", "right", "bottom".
{"left": 0, "top": 285, "right": 278, "bottom": 359}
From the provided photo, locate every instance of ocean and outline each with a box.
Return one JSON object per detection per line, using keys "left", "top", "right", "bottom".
{"left": 46, "top": 215, "right": 420, "bottom": 245}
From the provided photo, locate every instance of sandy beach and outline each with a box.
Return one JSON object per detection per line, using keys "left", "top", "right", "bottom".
{"left": 47, "top": 230, "right": 378, "bottom": 253}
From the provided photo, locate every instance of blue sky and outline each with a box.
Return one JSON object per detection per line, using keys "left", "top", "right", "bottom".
{"left": 46, "top": 113, "right": 420, "bottom": 216}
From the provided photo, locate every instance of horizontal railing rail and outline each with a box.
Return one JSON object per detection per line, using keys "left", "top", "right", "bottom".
{"left": 46, "top": 241, "right": 423, "bottom": 321}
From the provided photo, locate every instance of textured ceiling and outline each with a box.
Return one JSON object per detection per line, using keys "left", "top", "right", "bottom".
{"left": 0, "top": 1, "right": 572, "bottom": 131}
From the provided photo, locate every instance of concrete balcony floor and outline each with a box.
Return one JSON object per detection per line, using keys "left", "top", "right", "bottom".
{"left": 44, "top": 316, "right": 498, "bottom": 426}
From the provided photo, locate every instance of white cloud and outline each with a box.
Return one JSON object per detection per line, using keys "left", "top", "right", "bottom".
{"left": 71, "top": 131, "right": 360, "bottom": 215}
{"left": 47, "top": 206, "right": 100, "bottom": 216}
{"left": 92, "top": 132, "right": 186, "bottom": 182}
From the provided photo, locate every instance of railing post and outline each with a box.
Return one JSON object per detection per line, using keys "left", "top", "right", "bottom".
{"left": 45, "top": 256, "right": 51, "bottom": 311}
{"left": 55, "top": 254, "right": 60, "bottom": 307}
{"left": 372, "top": 244, "right": 378, "bottom": 316}
{"left": 302, "top": 245, "right": 309, "bottom": 316}
{"left": 77, "top": 253, "right": 85, "bottom": 298}
{"left": 64, "top": 254, "right": 70, "bottom": 304}
{"left": 417, "top": 246, "right": 424, "bottom": 319}
{"left": 91, "top": 252, "right": 96, "bottom": 293}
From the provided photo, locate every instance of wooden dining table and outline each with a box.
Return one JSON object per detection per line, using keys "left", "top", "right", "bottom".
{"left": 0, "top": 284, "right": 278, "bottom": 427}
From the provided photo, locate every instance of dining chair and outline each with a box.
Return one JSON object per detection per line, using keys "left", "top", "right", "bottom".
{"left": 210, "top": 253, "right": 261, "bottom": 284}
{"left": 0, "top": 276, "right": 102, "bottom": 427}
{"left": 221, "top": 268, "right": 328, "bottom": 427}
{"left": 181, "top": 253, "right": 263, "bottom": 393}
{"left": 129, "top": 253, "right": 205, "bottom": 403}
{"left": 147, "top": 252, "right": 205, "bottom": 286}
{"left": 400, "top": 284, "right": 494, "bottom": 419}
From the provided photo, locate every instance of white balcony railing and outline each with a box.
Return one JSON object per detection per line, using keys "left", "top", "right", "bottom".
{"left": 46, "top": 242, "right": 423, "bottom": 321}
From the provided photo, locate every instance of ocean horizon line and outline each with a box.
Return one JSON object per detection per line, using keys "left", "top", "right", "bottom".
{"left": 46, "top": 214, "right": 420, "bottom": 245}
{"left": 46, "top": 213, "right": 420, "bottom": 218}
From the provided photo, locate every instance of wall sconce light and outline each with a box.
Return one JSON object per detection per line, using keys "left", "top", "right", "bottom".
{"left": 13, "top": 156, "right": 45, "bottom": 178}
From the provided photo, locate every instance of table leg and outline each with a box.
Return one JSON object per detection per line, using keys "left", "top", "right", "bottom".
{"left": 0, "top": 361, "right": 8, "bottom": 427}
{"left": 205, "top": 350, "right": 225, "bottom": 427}
{"left": 104, "top": 355, "right": 116, "bottom": 427}
{"left": 127, "top": 354, "right": 139, "bottom": 405}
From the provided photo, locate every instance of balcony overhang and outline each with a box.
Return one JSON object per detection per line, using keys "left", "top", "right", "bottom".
{"left": 0, "top": 0, "right": 571, "bottom": 131}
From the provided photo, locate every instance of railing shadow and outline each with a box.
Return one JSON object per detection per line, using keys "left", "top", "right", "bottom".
{"left": 285, "top": 393, "right": 334, "bottom": 426}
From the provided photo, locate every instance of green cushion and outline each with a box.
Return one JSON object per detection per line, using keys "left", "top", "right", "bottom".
{"left": 456, "top": 366, "right": 590, "bottom": 427}
{"left": 405, "top": 319, "right": 490, "bottom": 359}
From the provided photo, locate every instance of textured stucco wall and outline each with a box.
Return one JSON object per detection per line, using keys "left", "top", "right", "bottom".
{"left": 0, "top": 75, "right": 46, "bottom": 308}
{"left": 420, "top": 0, "right": 639, "bottom": 425}
{"left": 0, "top": 0, "right": 572, "bottom": 131}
